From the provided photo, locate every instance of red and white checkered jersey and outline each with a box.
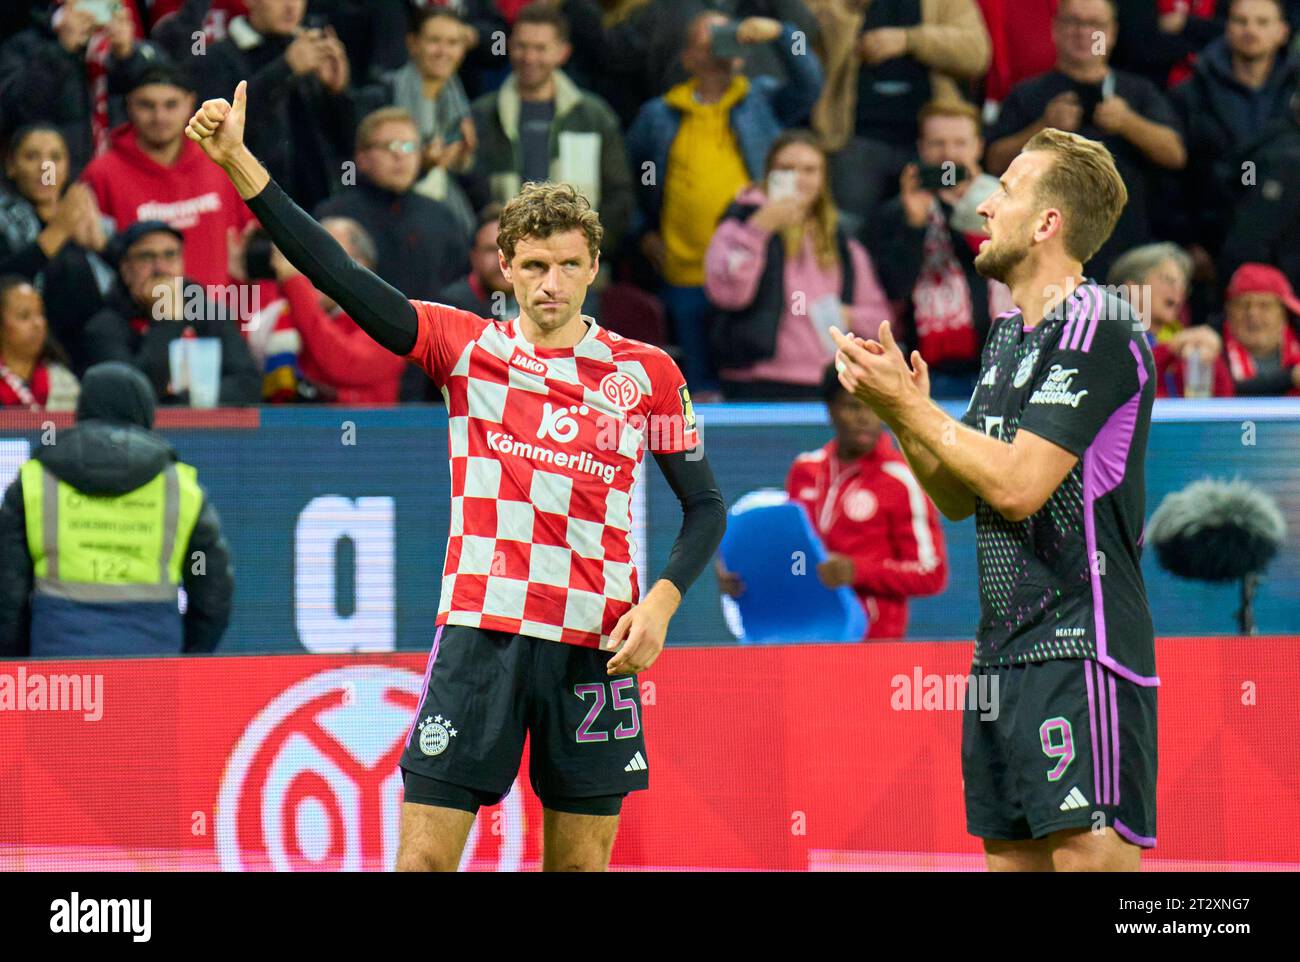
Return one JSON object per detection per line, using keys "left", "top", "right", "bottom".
{"left": 405, "top": 301, "right": 700, "bottom": 649}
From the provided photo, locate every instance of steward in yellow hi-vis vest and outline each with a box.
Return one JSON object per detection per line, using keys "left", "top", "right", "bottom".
{"left": 0, "top": 363, "right": 232, "bottom": 656}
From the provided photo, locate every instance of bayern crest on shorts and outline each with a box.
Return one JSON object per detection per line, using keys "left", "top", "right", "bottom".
{"left": 418, "top": 714, "right": 458, "bottom": 756}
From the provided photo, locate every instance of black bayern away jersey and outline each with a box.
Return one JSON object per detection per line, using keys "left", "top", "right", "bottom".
{"left": 960, "top": 281, "right": 1158, "bottom": 681}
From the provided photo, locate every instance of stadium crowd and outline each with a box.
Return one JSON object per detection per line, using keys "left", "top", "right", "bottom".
{"left": 2, "top": 0, "right": 1300, "bottom": 653}
{"left": 1, "top": 0, "right": 1299, "bottom": 410}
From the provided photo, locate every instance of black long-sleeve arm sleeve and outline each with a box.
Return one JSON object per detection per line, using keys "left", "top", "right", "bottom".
{"left": 243, "top": 177, "right": 418, "bottom": 355}
{"left": 651, "top": 449, "right": 727, "bottom": 598}
{"left": 0, "top": 479, "right": 33, "bottom": 658}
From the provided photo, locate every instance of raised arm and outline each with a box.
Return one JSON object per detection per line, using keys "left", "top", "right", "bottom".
{"left": 184, "top": 81, "right": 419, "bottom": 356}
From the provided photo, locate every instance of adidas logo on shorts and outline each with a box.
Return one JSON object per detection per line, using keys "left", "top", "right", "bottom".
{"left": 624, "top": 751, "right": 647, "bottom": 773}
{"left": 1059, "top": 786, "right": 1090, "bottom": 811}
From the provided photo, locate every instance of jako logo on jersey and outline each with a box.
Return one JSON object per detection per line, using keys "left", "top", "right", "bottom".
{"left": 1029, "top": 365, "right": 1089, "bottom": 408}
{"left": 537, "top": 401, "right": 588, "bottom": 443}
{"left": 844, "top": 488, "right": 878, "bottom": 522}
{"left": 981, "top": 366, "right": 998, "bottom": 387}
{"left": 487, "top": 431, "right": 619, "bottom": 484}
{"left": 1013, "top": 349, "right": 1039, "bottom": 388}
{"left": 509, "top": 349, "right": 548, "bottom": 377}
{"left": 599, "top": 371, "right": 642, "bottom": 411}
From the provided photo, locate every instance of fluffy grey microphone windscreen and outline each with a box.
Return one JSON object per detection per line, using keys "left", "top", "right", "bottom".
{"left": 1147, "top": 478, "right": 1287, "bottom": 582}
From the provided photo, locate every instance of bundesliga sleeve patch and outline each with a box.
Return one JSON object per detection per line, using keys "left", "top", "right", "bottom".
{"left": 678, "top": 385, "right": 697, "bottom": 433}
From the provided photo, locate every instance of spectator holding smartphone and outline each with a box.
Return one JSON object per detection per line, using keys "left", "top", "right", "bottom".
{"left": 628, "top": 11, "right": 823, "bottom": 395}
{"left": 717, "top": 361, "right": 948, "bottom": 641}
{"left": 870, "top": 100, "right": 1011, "bottom": 400}
{"left": 194, "top": 0, "right": 357, "bottom": 211}
{"left": 984, "top": 0, "right": 1186, "bottom": 278}
{"left": 0, "top": 0, "right": 156, "bottom": 176}
{"left": 704, "top": 130, "right": 891, "bottom": 400}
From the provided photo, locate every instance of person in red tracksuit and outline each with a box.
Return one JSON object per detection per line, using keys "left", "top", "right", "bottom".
{"left": 721, "top": 362, "right": 948, "bottom": 640}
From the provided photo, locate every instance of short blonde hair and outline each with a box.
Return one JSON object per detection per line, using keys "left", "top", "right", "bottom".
{"left": 355, "top": 107, "right": 417, "bottom": 154}
{"left": 918, "top": 98, "right": 983, "bottom": 137}
{"left": 1023, "top": 128, "right": 1128, "bottom": 264}
{"left": 496, "top": 181, "right": 603, "bottom": 263}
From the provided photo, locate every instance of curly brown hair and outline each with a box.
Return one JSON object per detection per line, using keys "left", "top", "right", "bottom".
{"left": 496, "top": 181, "right": 604, "bottom": 265}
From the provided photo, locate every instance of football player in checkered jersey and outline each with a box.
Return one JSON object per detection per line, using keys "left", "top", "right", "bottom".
{"left": 188, "top": 83, "right": 727, "bottom": 871}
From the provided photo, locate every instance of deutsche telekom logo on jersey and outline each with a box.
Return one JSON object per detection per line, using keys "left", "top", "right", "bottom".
{"left": 509, "top": 348, "right": 548, "bottom": 377}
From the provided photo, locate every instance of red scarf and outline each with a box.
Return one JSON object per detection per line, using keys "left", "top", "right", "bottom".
{"left": 0, "top": 360, "right": 50, "bottom": 410}
{"left": 1224, "top": 323, "right": 1300, "bottom": 395}
{"left": 910, "top": 203, "right": 979, "bottom": 366}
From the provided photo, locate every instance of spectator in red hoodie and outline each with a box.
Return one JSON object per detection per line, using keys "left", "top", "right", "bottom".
{"left": 81, "top": 61, "right": 253, "bottom": 289}
{"left": 718, "top": 362, "right": 949, "bottom": 640}
{"left": 267, "top": 217, "right": 406, "bottom": 404}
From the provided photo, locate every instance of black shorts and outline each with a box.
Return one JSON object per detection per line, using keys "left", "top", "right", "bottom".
{"left": 962, "top": 658, "right": 1157, "bottom": 847}
{"left": 399, "top": 624, "right": 648, "bottom": 814}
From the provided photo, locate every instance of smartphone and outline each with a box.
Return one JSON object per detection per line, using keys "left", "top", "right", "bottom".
{"left": 767, "top": 169, "right": 798, "bottom": 202}
{"left": 1073, "top": 81, "right": 1103, "bottom": 125}
{"left": 917, "top": 163, "right": 969, "bottom": 192}
{"left": 79, "top": 0, "right": 120, "bottom": 26}
{"left": 710, "top": 23, "right": 744, "bottom": 59}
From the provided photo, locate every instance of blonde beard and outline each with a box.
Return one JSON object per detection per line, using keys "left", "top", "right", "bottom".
{"left": 974, "top": 236, "right": 1032, "bottom": 285}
